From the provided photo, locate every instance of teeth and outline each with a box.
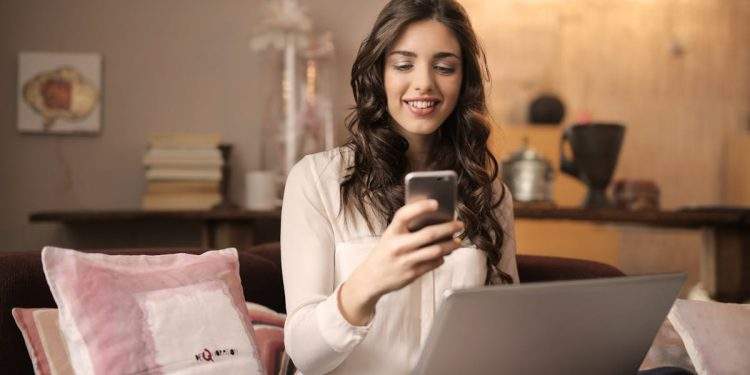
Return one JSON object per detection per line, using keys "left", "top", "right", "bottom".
{"left": 408, "top": 100, "right": 436, "bottom": 109}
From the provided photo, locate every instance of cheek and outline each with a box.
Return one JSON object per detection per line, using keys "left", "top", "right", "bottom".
{"left": 384, "top": 72, "right": 403, "bottom": 107}
{"left": 440, "top": 77, "right": 462, "bottom": 110}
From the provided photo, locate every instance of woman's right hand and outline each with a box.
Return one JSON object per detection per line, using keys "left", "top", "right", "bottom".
{"left": 338, "top": 199, "right": 464, "bottom": 326}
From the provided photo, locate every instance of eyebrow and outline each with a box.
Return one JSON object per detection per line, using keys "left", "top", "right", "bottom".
{"left": 388, "top": 50, "right": 461, "bottom": 60}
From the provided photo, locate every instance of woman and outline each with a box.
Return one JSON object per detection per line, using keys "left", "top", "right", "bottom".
{"left": 280, "top": 0, "right": 517, "bottom": 373}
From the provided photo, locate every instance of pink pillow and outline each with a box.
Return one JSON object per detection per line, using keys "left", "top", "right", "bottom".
{"left": 12, "top": 308, "right": 74, "bottom": 375}
{"left": 41, "top": 246, "right": 263, "bottom": 374}
{"left": 668, "top": 299, "right": 750, "bottom": 375}
{"left": 13, "top": 304, "right": 286, "bottom": 375}
{"left": 245, "top": 302, "right": 287, "bottom": 374}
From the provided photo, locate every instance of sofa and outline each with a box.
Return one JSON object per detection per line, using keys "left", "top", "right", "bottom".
{"left": 0, "top": 242, "right": 623, "bottom": 374}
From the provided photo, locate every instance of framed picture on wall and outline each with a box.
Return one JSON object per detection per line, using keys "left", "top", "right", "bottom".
{"left": 17, "top": 51, "right": 103, "bottom": 135}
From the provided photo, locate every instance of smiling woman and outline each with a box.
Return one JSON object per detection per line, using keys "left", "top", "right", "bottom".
{"left": 279, "top": 1, "right": 518, "bottom": 374}
{"left": 339, "top": 0, "right": 510, "bottom": 285}
{"left": 384, "top": 19, "right": 463, "bottom": 156}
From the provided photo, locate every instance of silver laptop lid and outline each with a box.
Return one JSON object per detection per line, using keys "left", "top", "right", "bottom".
{"left": 414, "top": 273, "right": 685, "bottom": 375}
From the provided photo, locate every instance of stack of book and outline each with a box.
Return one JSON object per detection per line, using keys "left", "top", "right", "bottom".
{"left": 141, "top": 133, "right": 223, "bottom": 210}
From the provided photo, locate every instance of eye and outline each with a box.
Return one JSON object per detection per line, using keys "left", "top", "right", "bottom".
{"left": 394, "top": 63, "right": 413, "bottom": 71}
{"left": 435, "top": 65, "right": 456, "bottom": 75}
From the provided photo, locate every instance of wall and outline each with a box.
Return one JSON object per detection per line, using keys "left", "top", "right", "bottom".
{"left": 0, "top": 0, "right": 387, "bottom": 252}
{"left": 465, "top": 0, "right": 750, "bottom": 207}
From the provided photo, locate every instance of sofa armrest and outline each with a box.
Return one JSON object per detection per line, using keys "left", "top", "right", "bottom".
{"left": 517, "top": 254, "right": 625, "bottom": 283}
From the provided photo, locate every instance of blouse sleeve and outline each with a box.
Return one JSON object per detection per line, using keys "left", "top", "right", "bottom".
{"left": 492, "top": 181, "right": 520, "bottom": 284}
{"left": 280, "top": 155, "right": 372, "bottom": 374}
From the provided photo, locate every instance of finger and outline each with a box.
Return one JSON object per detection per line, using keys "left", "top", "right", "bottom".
{"left": 401, "top": 238, "right": 461, "bottom": 265}
{"left": 385, "top": 199, "right": 438, "bottom": 235}
{"left": 410, "top": 256, "right": 445, "bottom": 279}
{"left": 395, "top": 220, "right": 464, "bottom": 254}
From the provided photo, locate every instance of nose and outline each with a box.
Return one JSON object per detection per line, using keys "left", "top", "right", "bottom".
{"left": 412, "top": 63, "right": 435, "bottom": 93}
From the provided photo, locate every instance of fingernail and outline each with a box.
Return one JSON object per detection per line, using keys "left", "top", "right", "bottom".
{"left": 429, "top": 199, "right": 438, "bottom": 208}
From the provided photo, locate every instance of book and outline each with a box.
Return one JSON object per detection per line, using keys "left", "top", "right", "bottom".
{"left": 142, "top": 159, "right": 224, "bottom": 169}
{"left": 141, "top": 192, "right": 222, "bottom": 210}
{"left": 145, "top": 168, "right": 222, "bottom": 181}
{"left": 146, "top": 181, "right": 220, "bottom": 194}
{"left": 147, "top": 132, "right": 221, "bottom": 149}
{"left": 143, "top": 148, "right": 223, "bottom": 162}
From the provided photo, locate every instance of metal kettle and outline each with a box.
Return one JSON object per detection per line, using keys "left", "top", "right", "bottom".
{"left": 502, "top": 138, "right": 554, "bottom": 203}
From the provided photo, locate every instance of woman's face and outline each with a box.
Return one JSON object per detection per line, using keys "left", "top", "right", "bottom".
{"left": 384, "top": 19, "right": 463, "bottom": 141}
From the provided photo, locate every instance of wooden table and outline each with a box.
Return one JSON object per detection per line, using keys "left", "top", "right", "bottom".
{"left": 29, "top": 208, "right": 282, "bottom": 251}
{"left": 30, "top": 206, "right": 750, "bottom": 302}
{"left": 514, "top": 205, "right": 750, "bottom": 303}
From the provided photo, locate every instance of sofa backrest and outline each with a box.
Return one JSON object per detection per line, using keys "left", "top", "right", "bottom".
{"left": 0, "top": 241, "right": 625, "bottom": 375}
{"left": 0, "top": 243, "right": 284, "bottom": 375}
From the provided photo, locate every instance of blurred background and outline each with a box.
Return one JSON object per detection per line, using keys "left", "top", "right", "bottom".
{"left": 1, "top": 0, "right": 749, "bottom": 298}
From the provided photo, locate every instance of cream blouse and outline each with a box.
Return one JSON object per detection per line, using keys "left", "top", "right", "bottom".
{"left": 280, "top": 147, "right": 518, "bottom": 375}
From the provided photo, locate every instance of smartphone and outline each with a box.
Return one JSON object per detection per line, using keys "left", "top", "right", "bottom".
{"left": 404, "top": 170, "right": 457, "bottom": 232}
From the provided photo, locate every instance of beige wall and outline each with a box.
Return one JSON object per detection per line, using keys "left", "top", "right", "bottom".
{"left": 0, "top": 0, "right": 387, "bottom": 252}
{"left": 465, "top": 0, "right": 750, "bottom": 207}
{"left": 466, "top": 0, "right": 750, "bottom": 294}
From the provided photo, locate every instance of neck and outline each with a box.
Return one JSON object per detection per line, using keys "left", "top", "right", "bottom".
{"left": 403, "top": 133, "right": 433, "bottom": 171}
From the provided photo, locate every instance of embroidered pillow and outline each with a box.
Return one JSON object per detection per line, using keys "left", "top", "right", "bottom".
{"left": 13, "top": 303, "right": 287, "bottom": 375}
{"left": 41, "top": 246, "right": 263, "bottom": 374}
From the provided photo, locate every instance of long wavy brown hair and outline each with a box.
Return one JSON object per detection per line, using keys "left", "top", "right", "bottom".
{"left": 340, "top": 0, "right": 512, "bottom": 284}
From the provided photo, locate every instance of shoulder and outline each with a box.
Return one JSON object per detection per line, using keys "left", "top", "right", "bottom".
{"left": 492, "top": 177, "right": 514, "bottom": 226}
{"left": 283, "top": 148, "right": 352, "bottom": 218}
{"left": 287, "top": 147, "right": 352, "bottom": 186}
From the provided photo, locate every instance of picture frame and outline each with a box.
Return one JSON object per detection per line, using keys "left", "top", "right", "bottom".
{"left": 17, "top": 51, "right": 103, "bottom": 135}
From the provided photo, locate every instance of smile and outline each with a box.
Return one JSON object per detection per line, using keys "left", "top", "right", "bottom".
{"left": 404, "top": 99, "right": 440, "bottom": 117}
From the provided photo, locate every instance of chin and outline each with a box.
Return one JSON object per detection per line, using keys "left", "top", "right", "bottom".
{"left": 400, "top": 123, "right": 441, "bottom": 136}
{"left": 416, "top": 126, "right": 441, "bottom": 135}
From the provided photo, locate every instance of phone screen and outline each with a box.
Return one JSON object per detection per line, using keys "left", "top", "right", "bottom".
{"left": 405, "top": 171, "right": 457, "bottom": 232}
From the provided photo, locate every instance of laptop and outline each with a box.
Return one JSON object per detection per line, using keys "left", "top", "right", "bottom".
{"left": 413, "top": 273, "right": 685, "bottom": 375}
